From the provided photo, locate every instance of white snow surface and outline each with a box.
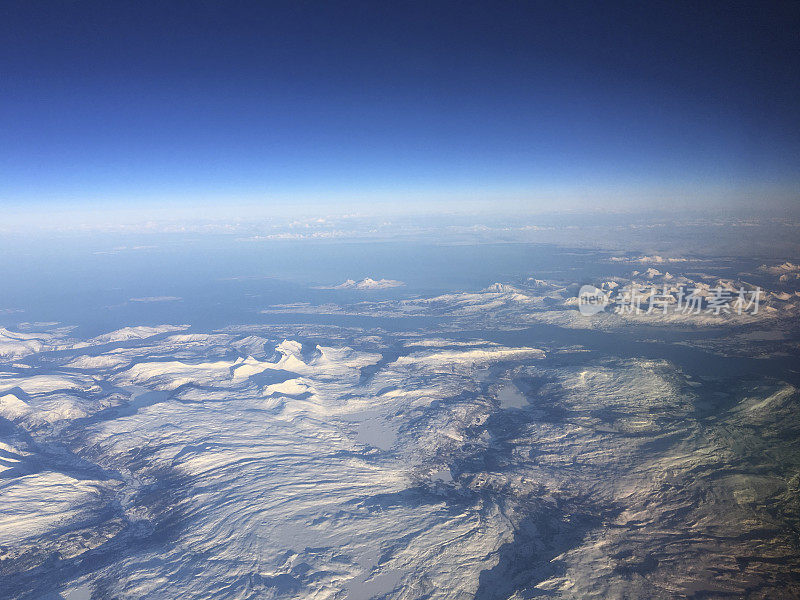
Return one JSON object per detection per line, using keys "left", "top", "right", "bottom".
{"left": 0, "top": 269, "right": 798, "bottom": 599}
{"left": 318, "top": 278, "right": 406, "bottom": 290}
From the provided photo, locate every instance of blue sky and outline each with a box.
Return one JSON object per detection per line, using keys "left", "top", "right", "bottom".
{"left": 2, "top": 1, "right": 798, "bottom": 214}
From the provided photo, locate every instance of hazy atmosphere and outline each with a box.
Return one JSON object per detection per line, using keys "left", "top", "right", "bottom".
{"left": 1, "top": 3, "right": 799, "bottom": 600}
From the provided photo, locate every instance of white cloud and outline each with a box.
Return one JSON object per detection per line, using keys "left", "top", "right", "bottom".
{"left": 609, "top": 255, "right": 690, "bottom": 264}
{"left": 129, "top": 296, "right": 182, "bottom": 303}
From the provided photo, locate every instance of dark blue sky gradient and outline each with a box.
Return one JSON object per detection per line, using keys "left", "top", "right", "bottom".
{"left": 2, "top": 1, "right": 799, "bottom": 210}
